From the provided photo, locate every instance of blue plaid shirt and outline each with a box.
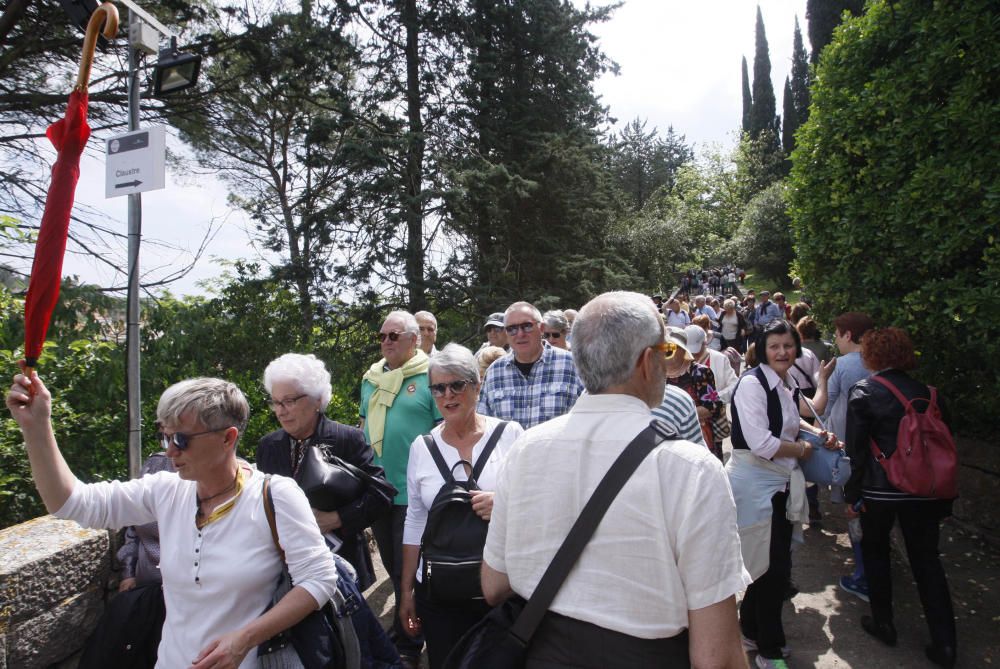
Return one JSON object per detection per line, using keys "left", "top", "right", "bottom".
{"left": 477, "top": 342, "right": 584, "bottom": 428}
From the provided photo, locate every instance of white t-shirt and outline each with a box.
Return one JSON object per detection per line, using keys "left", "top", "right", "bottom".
{"left": 403, "top": 416, "right": 524, "bottom": 580}
{"left": 484, "top": 393, "right": 751, "bottom": 638}
{"left": 56, "top": 469, "right": 339, "bottom": 668}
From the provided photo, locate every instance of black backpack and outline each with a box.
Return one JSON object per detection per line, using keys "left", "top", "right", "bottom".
{"left": 420, "top": 421, "right": 508, "bottom": 603}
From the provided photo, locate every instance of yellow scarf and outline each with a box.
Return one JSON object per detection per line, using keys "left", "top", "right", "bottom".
{"left": 362, "top": 349, "right": 429, "bottom": 456}
{"left": 195, "top": 465, "right": 248, "bottom": 529}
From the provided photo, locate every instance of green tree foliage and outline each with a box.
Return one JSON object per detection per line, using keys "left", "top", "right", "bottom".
{"left": 748, "top": 7, "right": 778, "bottom": 143}
{"left": 805, "top": 0, "right": 863, "bottom": 64}
{"left": 732, "top": 182, "right": 794, "bottom": 284}
{"left": 782, "top": 17, "right": 810, "bottom": 155}
{"left": 741, "top": 56, "right": 752, "bottom": 134}
{"left": 609, "top": 118, "right": 693, "bottom": 212}
{"left": 444, "top": 0, "right": 625, "bottom": 310}
{"left": 174, "top": 4, "right": 385, "bottom": 340}
{"left": 789, "top": 0, "right": 1000, "bottom": 432}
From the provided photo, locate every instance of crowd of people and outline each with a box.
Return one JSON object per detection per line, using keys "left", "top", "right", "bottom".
{"left": 4, "top": 279, "right": 959, "bottom": 669}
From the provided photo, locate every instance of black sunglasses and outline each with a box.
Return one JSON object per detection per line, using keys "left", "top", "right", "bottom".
{"left": 429, "top": 380, "right": 476, "bottom": 397}
{"left": 377, "top": 331, "right": 409, "bottom": 343}
{"left": 156, "top": 426, "right": 229, "bottom": 451}
{"left": 504, "top": 322, "right": 535, "bottom": 335}
{"left": 542, "top": 331, "right": 562, "bottom": 339}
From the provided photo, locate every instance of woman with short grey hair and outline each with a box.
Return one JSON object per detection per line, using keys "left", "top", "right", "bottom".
{"left": 398, "top": 343, "right": 524, "bottom": 668}
{"left": 6, "top": 372, "right": 339, "bottom": 668}
{"left": 541, "top": 310, "right": 570, "bottom": 350}
{"left": 258, "top": 353, "right": 392, "bottom": 591}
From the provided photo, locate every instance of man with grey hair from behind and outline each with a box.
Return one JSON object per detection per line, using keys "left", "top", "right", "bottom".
{"left": 481, "top": 291, "right": 751, "bottom": 668}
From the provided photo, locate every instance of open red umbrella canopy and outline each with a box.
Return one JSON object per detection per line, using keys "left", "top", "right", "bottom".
{"left": 23, "top": 3, "right": 118, "bottom": 368}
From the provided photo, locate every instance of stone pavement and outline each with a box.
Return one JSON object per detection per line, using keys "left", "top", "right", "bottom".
{"left": 363, "top": 486, "right": 999, "bottom": 668}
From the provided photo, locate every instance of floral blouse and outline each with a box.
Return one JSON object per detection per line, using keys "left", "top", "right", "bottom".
{"left": 667, "top": 362, "right": 725, "bottom": 451}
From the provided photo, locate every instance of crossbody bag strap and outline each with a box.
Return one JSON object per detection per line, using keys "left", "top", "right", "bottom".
{"left": 262, "top": 475, "right": 285, "bottom": 562}
{"left": 472, "top": 421, "right": 508, "bottom": 481}
{"left": 508, "top": 423, "right": 663, "bottom": 645}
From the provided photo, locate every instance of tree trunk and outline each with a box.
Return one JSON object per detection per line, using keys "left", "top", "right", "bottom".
{"left": 403, "top": 0, "right": 425, "bottom": 312}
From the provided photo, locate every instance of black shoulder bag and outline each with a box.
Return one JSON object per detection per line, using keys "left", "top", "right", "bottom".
{"left": 295, "top": 445, "right": 397, "bottom": 513}
{"left": 443, "top": 423, "right": 665, "bottom": 669}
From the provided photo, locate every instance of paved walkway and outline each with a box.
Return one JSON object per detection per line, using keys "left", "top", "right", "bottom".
{"left": 363, "top": 490, "right": 999, "bottom": 668}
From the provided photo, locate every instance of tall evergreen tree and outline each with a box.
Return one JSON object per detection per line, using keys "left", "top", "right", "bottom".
{"left": 782, "top": 76, "right": 796, "bottom": 154}
{"left": 748, "top": 6, "right": 778, "bottom": 144}
{"left": 446, "top": 0, "right": 626, "bottom": 308}
{"left": 610, "top": 119, "right": 693, "bottom": 212}
{"left": 741, "top": 56, "right": 752, "bottom": 133}
{"left": 790, "top": 17, "right": 811, "bottom": 123}
{"left": 806, "top": 0, "right": 864, "bottom": 63}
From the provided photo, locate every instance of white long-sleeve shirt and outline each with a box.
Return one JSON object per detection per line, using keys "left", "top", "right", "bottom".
{"left": 731, "top": 363, "right": 801, "bottom": 471}
{"left": 56, "top": 468, "right": 339, "bottom": 668}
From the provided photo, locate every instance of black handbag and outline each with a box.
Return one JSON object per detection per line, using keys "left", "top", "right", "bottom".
{"left": 258, "top": 476, "right": 356, "bottom": 669}
{"left": 295, "top": 444, "right": 397, "bottom": 512}
{"left": 442, "top": 423, "right": 667, "bottom": 669}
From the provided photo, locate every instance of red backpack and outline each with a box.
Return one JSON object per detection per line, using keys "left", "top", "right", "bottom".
{"left": 869, "top": 375, "right": 958, "bottom": 499}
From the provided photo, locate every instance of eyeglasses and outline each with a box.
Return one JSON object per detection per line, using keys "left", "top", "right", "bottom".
{"left": 485, "top": 325, "right": 503, "bottom": 334}
{"left": 156, "top": 426, "right": 229, "bottom": 451}
{"left": 429, "top": 380, "right": 476, "bottom": 397}
{"left": 267, "top": 394, "right": 307, "bottom": 411}
{"left": 418, "top": 326, "right": 436, "bottom": 333}
{"left": 542, "top": 331, "right": 562, "bottom": 339}
{"left": 377, "top": 331, "right": 409, "bottom": 343}
{"left": 653, "top": 341, "right": 680, "bottom": 357}
{"left": 504, "top": 322, "right": 535, "bottom": 335}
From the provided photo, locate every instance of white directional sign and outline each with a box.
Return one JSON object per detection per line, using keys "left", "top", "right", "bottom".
{"left": 105, "top": 126, "right": 166, "bottom": 198}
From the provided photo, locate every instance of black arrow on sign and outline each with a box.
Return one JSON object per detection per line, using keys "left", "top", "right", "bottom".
{"left": 115, "top": 180, "right": 143, "bottom": 189}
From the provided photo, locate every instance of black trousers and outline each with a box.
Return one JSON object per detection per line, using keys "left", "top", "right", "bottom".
{"left": 740, "top": 490, "right": 792, "bottom": 659}
{"left": 373, "top": 504, "right": 424, "bottom": 658}
{"left": 526, "top": 610, "right": 690, "bottom": 668}
{"left": 860, "top": 498, "right": 956, "bottom": 650}
{"left": 414, "top": 582, "right": 492, "bottom": 669}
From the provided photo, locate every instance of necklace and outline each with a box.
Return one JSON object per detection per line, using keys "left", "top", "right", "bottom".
{"left": 196, "top": 470, "right": 239, "bottom": 516}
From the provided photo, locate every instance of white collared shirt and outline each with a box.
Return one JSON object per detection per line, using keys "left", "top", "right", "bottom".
{"left": 56, "top": 469, "right": 339, "bottom": 668}
{"left": 732, "top": 364, "right": 802, "bottom": 470}
{"left": 484, "top": 393, "right": 751, "bottom": 638}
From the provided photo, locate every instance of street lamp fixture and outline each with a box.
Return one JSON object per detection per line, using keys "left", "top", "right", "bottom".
{"left": 152, "top": 37, "right": 201, "bottom": 96}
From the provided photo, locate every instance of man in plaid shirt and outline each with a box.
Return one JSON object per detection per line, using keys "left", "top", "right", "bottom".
{"left": 477, "top": 301, "right": 584, "bottom": 428}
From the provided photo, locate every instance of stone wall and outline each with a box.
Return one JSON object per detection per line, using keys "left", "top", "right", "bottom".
{"left": 0, "top": 517, "right": 116, "bottom": 669}
{"left": 953, "top": 436, "right": 1000, "bottom": 541}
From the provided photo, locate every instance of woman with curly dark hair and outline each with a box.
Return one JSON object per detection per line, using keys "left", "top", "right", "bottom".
{"left": 844, "top": 327, "right": 957, "bottom": 668}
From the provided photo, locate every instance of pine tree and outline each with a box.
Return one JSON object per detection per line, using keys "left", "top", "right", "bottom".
{"left": 741, "top": 56, "right": 752, "bottom": 133}
{"left": 748, "top": 6, "right": 778, "bottom": 143}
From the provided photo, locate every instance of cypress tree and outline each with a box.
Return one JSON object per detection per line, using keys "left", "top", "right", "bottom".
{"left": 782, "top": 76, "right": 796, "bottom": 154}
{"left": 748, "top": 6, "right": 778, "bottom": 142}
{"left": 741, "top": 56, "right": 752, "bottom": 133}
{"left": 806, "top": 0, "right": 864, "bottom": 63}
{"left": 790, "top": 17, "right": 811, "bottom": 123}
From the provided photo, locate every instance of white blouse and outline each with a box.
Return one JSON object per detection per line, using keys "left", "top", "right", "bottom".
{"left": 402, "top": 416, "right": 524, "bottom": 581}
{"left": 732, "top": 364, "right": 802, "bottom": 471}
{"left": 56, "top": 468, "right": 339, "bottom": 668}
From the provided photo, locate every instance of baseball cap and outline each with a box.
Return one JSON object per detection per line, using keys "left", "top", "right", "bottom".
{"left": 484, "top": 312, "right": 505, "bottom": 329}
{"left": 683, "top": 324, "right": 706, "bottom": 355}
{"left": 664, "top": 326, "right": 691, "bottom": 354}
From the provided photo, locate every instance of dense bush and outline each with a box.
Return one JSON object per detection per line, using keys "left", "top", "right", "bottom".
{"left": 788, "top": 0, "right": 1000, "bottom": 435}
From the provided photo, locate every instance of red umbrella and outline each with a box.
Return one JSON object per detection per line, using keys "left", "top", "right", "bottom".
{"left": 23, "top": 3, "right": 119, "bottom": 370}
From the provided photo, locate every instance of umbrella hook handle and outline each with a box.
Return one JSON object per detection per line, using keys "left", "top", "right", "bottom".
{"left": 74, "top": 2, "right": 120, "bottom": 92}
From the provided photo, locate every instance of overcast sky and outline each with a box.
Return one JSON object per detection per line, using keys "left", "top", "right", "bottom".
{"left": 57, "top": 0, "right": 809, "bottom": 296}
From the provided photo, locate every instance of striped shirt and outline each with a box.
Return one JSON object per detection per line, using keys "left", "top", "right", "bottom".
{"left": 652, "top": 384, "right": 707, "bottom": 448}
{"left": 478, "top": 342, "right": 584, "bottom": 428}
